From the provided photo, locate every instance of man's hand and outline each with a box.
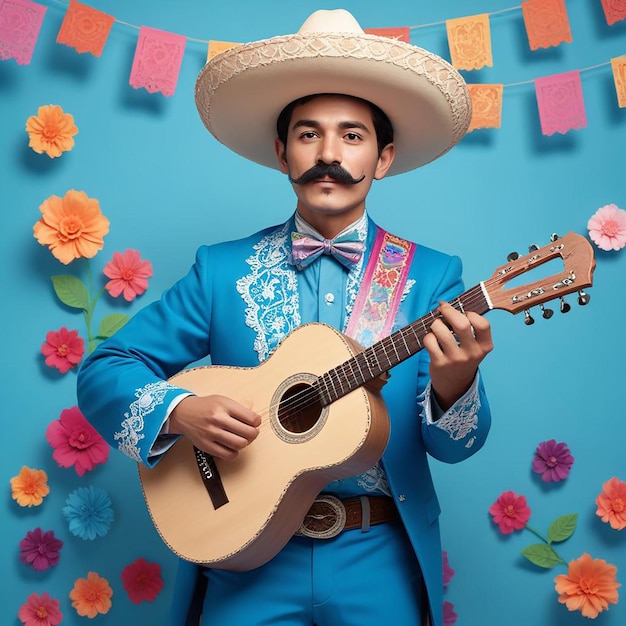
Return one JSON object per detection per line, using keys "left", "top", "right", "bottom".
{"left": 168, "top": 395, "right": 261, "bottom": 460}
{"left": 422, "top": 301, "right": 493, "bottom": 411}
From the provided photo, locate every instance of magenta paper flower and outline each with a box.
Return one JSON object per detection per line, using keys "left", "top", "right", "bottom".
{"left": 489, "top": 491, "right": 531, "bottom": 534}
{"left": 19, "top": 528, "right": 63, "bottom": 571}
{"left": 587, "top": 203, "right": 626, "bottom": 251}
{"left": 443, "top": 601, "right": 458, "bottom": 626}
{"left": 103, "top": 249, "right": 153, "bottom": 301}
{"left": 121, "top": 557, "right": 164, "bottom": 603}
{"left": 45, "top": 405, "right": 109, "bottom": 476}
{"left": 41, "top": 326, "right": 84, "bottom": 374}
{"left": 532, "top": 439, "right": 574, "bottom": 483}
{"left": 18, "top": 591, "right": 63, "bottom": 626}
{"left": 443, "top": 551, "right": 455, "bottom": 587}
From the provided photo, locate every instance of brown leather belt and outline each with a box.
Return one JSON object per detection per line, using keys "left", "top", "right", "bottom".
{"left": 295, "top": 495, "right": 399, "bottom": 539}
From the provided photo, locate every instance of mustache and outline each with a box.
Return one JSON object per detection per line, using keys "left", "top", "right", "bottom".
{"left": 288, "top": 162, "right": 366, "bottom": 185}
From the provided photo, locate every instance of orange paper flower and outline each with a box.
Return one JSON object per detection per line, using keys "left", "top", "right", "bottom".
{"left": 70, "top": 572, "right": 113, "bottom": 618}
{"left": 554, "top": 553, "right": 620, "bottom": 619}
{"left": 10, "top": 466, "right": 50, "bottom": 507}
{"left": 26, "top": 105, "right": 78, "bottom": 158}
{"left": 596, "top": 476, "right": 626, "bottom": 530}
{"left": 33, "top": 189, "right": 110, "bottom": 264}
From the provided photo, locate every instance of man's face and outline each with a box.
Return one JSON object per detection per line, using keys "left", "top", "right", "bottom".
{"left": 274, "top": 94, "right": 394, "bottom": 237}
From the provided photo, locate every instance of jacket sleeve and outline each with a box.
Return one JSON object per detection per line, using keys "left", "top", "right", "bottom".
{"left": 76, "top": 246, "right": 215, "bottom": 467}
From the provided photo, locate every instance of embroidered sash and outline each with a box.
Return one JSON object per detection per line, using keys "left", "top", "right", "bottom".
{"left": 344, "top": 228, "right": 416, "bottom": 346}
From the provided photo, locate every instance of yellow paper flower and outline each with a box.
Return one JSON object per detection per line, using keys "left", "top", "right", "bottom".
{"left": 70, "top": 572, "right": 113, "bottom": 618}
{"left": 33, "top": 190, "right": 110, "bottom": 265}
{"left": 10, "top": 466, "right": 50, "bottom": 507}
{"left": 554, "top": 553, "right": 620, "bottom": 619}
{"left": 26, "top": 105, "right": 78, "bottom": 158}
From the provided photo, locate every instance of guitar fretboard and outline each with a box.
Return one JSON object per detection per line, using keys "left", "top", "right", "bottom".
{"left": 315, "top": 284, "right": 490, "bottom": 406}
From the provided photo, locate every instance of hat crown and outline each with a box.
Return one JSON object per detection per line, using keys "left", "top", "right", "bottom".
{"left": 297, "top": 9, "right": 364, "bottom": 35}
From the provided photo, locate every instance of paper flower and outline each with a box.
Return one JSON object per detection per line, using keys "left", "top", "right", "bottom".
{"left": 63, "top": 486, "right": 114, "bottom": 540}
{"left": 103, "top": 249, "right": 153, "bottom": 301}
{"left": 532, "top": 439, "right": 574, "bottom": 483}
{"left": 45, "top": 405, "right": 109, "bottom": 476}
{"left": 121, "top": 557, "right": 164, "bottom": 604}
{"left": 18, "top": 592, "right": 63, "bottom": 626}
{"left": 489, "top": 491, "right": 531, "bottom": 534}
{"left": 41, "top": 326, "right": 85, "bottom": 374}
{"left": 596, "top": 476, "right": 626, "bottom": 531}
{"left": 554, "top": 553, "right": 620, "bottom": 619}
{"left": 70, "top": 571, "right": 113, "bottom": 618}
{"left": 587, "top": 203, "right": 626, "bottom": 251}
{"left": 33, "top": 189, "right": 110, "bottom": 265}
{"left": 443, "top": 601, "right": 458, "bottom": 626}
{"left": 19, "top": 528, "right": 63, "bottom": 571}
{"left": 25, "top": 104, "right": 78, "bottom": 158}
{"left": 443, "top": 551, "right": 455, "bottom": 587}
{"left": 10, "top": 466, "right": 50, "bottom": 507}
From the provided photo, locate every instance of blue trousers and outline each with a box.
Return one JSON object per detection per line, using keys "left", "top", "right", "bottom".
{"left": 202, "top": 521, "right": 425, "bottom": 625}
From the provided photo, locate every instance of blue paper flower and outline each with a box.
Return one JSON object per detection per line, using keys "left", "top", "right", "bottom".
{"left": 63, "top": 485, "right": 114, "bottom": 540}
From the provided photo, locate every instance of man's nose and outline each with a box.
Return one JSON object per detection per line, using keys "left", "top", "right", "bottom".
{"left": 317, "top": 136, "right": 341, "bottom": 165}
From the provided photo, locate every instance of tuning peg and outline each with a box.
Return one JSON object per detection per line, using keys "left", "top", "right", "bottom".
{"left": 528, "top": 243, "right": 539, "bottom": 252}
{"left": 523, "top": 310, "right": 535, "bottom": 325}
{"left": 550, "top": 233, "right": 560, "bottom": 242}
{"left": 507, "top": 251, "right": 520, "bottom": 262}
{"left": 540, "top": 304, "right": 554, "bottom": 319}
{"left": 560, "top": 297, "right": 571, "bottom": 313}
{"left": 577, "top": 290, "right": 591, "bottom": 306}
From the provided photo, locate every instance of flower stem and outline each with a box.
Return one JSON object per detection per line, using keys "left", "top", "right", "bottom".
{"left": 525, "top": 524, "right": 568, "bottom": 566}
{"left": 83, "top": 259, "right": 104, "bottom": 354}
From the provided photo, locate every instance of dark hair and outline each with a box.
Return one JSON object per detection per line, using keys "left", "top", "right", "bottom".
{"left": 276, "top": 93, "right": 394, "bottom": 157}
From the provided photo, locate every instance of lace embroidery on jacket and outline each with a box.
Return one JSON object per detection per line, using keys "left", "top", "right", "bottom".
{"left": 357, "top": 465, "right": 392, "bottom": 496}
{"left": 236, "top": 223, "right": 300, "bottom": 362}
{"left": 114, "top": 381, "right": 174, "bottom": 461}
{"left": 431, "top": 381, "right": 481, "bottom": 446}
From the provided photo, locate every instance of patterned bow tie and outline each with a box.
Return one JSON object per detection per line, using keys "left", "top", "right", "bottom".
{"left": 291, "top": 231, "right": 365, "bottom": 270}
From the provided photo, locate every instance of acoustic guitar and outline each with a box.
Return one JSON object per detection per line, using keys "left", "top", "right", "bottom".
{"left": 138, "top": 232, "right": 595, "bottom": 571}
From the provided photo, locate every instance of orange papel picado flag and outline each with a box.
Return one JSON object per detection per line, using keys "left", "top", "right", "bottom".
{"left": 446, "top": 14, "right": 493, "bottom": 71}
{"left": 56, "top": 0, "right": 115, "bottom": 57}
{"left": 364, "top": 26, "right": 411, "bottom": 43}
{"left": 521, "top": 0, "right": 572, "bottom": 51}
{"left": 467, "top": 84, "right": 504, "bottom": 132}
{"left": 601, "top": 0, "right": 626, "bottom": 26}
{"left": 611, "top": 55, "right": 626, "bottom": 108}
{"left": 207, "top": 40, "right": 240, "bottom": 62}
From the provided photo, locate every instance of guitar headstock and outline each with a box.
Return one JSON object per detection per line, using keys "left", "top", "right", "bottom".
{"left": 482, "top": 232, "right": 596, "bottom": 320}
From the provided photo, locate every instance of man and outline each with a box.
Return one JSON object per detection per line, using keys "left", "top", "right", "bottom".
{"left": 77, "top": 9, "right": 493, "bottom": 626}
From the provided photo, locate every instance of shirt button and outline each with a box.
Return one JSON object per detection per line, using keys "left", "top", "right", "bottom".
{"left": 324, "top": 293, "right": 335, "bottom": 305}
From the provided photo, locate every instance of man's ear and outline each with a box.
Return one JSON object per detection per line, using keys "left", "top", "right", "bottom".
{"left": 374, "top": 143, "right": 395, "bottom": 180}
{"left": 274, "top": 138, "right": 289, "bottom": 174}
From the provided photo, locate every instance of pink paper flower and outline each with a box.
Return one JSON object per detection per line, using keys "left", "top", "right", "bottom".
{"left": 443, "top": 601, "right": 458, "bottom": 626}
{"left": 41, "top": 326, "right": 84, "bottom": 374}
{"left": 19, "top": 528, "right": 63, "bottom": 571}
{"left": 45, "top": 405, "right": 109, "bottom": 476}
{"left": 587, "top": 203, "right": 626, "bottom": 251}
{"left": 103, "top": 249, "right": 153, "bottom": 301}
{"left": 18, "top": 592, "right": 63, "bottom": 626}
{"left": 596, "top": 476, "right": 626, "bottom": 531}
{"left": 443, "top": 551, "right": 455, "bottom": 587}
{"left": 532, "top": 439, "right": 574, "bottom": 483}
{"left": 489, "top": 491, "right": 531, "bottom": 534}
{"left": 121, "top": 557, "right": 164, "bottom": 603}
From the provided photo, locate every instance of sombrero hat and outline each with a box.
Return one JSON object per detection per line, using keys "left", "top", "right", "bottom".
{"left": 195, "top": 9, "right": 471, "bottom": 175}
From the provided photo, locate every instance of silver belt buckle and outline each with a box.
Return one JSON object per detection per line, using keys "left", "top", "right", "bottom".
{"left": 296, "top": 495, "right": 347, "bottom": 539}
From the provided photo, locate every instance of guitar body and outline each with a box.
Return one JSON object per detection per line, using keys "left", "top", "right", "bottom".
{"left": 138, "top": 323, "right": 390, "bottom": 571}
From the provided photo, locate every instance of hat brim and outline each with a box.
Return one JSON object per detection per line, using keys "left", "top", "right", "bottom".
{"left": 195, "top": 32, "right": 471, "bottom": 175}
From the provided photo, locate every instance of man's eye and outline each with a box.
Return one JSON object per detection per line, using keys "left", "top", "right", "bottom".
{"left": 300, "top": 131, "right": 317, "bottom": 139}
{"left": 345, "top": 133, "right": 361, "bottom": 141}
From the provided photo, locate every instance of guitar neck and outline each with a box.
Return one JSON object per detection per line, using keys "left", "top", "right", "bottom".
{"left": 317, "top": 284, "right": 489, "bottom": 406}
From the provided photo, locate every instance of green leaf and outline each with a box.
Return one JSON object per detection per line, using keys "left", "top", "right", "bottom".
{"left": 521, "top": 544, "right": 562, "bottom": 569}
{"left": 51, "top": 275, "right": 89, "bottom": 310}
{"left": 97, "top": 314, "right": 129, "bottom": 338}
{"left": 548, "top": 513, "right": 578, "bottom": 543}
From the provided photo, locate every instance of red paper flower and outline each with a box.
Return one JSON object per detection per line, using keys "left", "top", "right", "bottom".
{"left": 103, "top": 249, "right": 153, "bottom": 301}
{"left": 596, "top": 476, "right": 626, "bottom": 531}
{"left": 41, "top": 326, "right": 84, "bottom": 374}
{"left": 19, "top": 528, "right": 63, "bottom": 571}
{"left": 18, "top": 592, "right": 63, "bottom": 626}
{"left": 587, "top": 203, "right": 626, "bottom": 251}
{"left": 532, "top": 439, "right": 574, "bottom": 483}
{"left": 443, "top": 551, "right": 455, "bottom": 587}
{"left": 45, "top": 405, "right": 109, "bottom": 476}
{"left": 489, "top": 491, "right": 531, "bottom": 534}
{"left": 121, "top": 557, "right": 164, "bottom": 603}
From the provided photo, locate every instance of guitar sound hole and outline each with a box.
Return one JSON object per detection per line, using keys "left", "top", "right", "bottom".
{"left": 277, "top": 382, "right": 322, "bottom": 434}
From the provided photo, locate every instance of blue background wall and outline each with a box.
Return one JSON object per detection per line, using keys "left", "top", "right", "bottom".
{"left": 2, "top": 1, "right": 624, "bottom": 624}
